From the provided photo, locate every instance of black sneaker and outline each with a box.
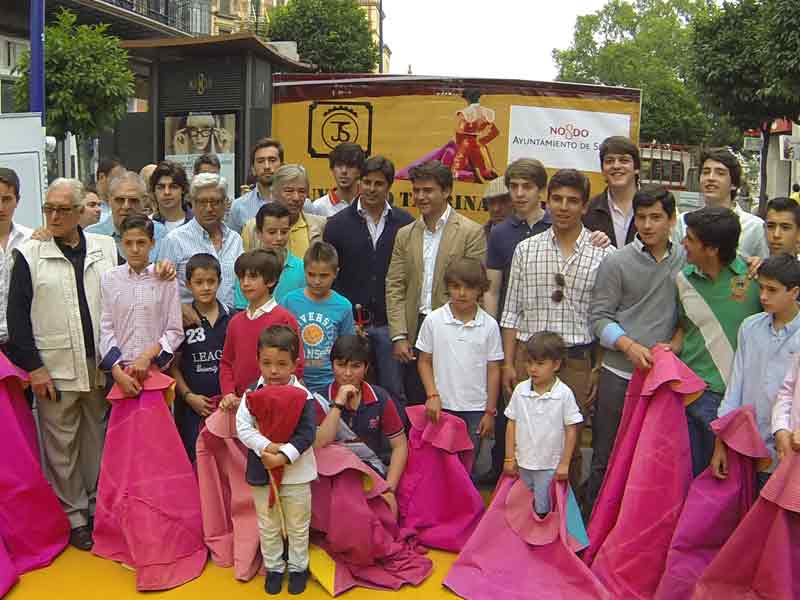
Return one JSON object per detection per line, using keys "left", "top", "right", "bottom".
{"left": 265, "top": 571, "right": 283, "bottom": 595}
{"left": 288, "top": 570, "right": 308, "bottom": 595}
{"left": 69, "top": 526, "right": 93, "bottom": 551}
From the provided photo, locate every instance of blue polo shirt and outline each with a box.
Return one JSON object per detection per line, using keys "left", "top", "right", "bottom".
{"left": 487, "top": 212, "right": 552, "bottom": 312}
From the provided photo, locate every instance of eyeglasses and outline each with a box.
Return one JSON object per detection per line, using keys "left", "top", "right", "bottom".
{"left": 42, "top": 205, "right": 76, "bottom": 217}
{"left": 195, "top": 198, "right": 224, "bottom": 209}
{"left": 551, "top": 273, "right": 566, "bottom": 303}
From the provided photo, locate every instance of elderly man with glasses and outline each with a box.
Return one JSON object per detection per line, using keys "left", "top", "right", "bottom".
{"left": 7, "top": 178, "right": 119, "bottom": 551}
{"left": 158, "top": 173, "right": 243, "bottom": 321}
{"left": 86, "top": 170, "right": 167, "bottom": 263}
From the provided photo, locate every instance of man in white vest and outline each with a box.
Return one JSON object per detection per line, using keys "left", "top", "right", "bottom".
{"left": 7, "top": 178, "right": 119, "bottom": 551}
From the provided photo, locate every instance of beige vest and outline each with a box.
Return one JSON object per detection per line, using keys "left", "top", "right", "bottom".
{"left": 19, "top": 232, "right": 117, "bottom": 392}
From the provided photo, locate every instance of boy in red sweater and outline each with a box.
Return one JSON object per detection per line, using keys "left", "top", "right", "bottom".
{"left": 219, "top": 249, "right": 304, "bottom": 410}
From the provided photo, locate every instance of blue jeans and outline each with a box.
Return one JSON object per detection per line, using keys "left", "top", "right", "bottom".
{"left": 445, "top": 409, "right": 484, "bottom": 475}
{"left": 686, "top": 389, "right": 723, "bottom": 476}
{"left": 519, "top": 467, "right": 555, "bottom": 514}
{"left": 366, "top": 325, "right": 406, "bottom": 406}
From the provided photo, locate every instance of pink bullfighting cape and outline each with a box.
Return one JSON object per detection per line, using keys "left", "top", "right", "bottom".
{"left": 692, "top": 447, "right": 800, "bottom": 599}
{"left": 396, "top": 405, "right": 485, "bottom": 552}
{"left": 445, "top": 476, "right": 604, "bottom": 600}
{"left": 92, "top": 370, "right": 206, "bottom": 591}
{"left": 310, "top": 443, "right": 433, "bottom": 596}
{"left": 196, "top": 407, "right": 262, "bottom": 581}
{"left": 656, "top": 405, "right": 770, "bottom": 600}
{"left": 0, "top": 352, "right": 69, "bottom": 596}
{"left": 584, "top": 347, "right": 705, "bottom": 599}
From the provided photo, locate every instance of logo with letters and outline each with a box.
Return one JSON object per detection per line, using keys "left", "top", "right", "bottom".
{"left": 308, "top": 101, "right": 373, "bottom": 158}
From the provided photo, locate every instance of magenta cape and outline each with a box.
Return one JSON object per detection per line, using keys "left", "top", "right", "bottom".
{"left": 692, "top": 448, "right": 800, "bottom": 599}
{"left": 0, "top": 352, "right": 69, "bottom": 596}
{"left": 92, "top": 371, "right": 207, "bottom": 590}
{"left": 656, "top": 405, "right": 770, "bottom": 600}
{"left": 445, "top": 477, "right": 607, "bottom": 600}
{"left": 396, "top": 406, "right": 484, "bottom": 551}
{"left": 309, "top": 444, "right": 433, "bottom": 596}
{"left": 196, "top": 408, "right": 262, "bottom": 581}
{"left": 395, "top": 142, "right": 476, "bottom": 182}
{"left": 584, "top": 347, "right": 705, "bottom": 599}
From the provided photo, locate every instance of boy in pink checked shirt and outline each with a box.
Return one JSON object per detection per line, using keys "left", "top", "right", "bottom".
{"left": 98, "top": 214, "right": 184, "bottom": 389}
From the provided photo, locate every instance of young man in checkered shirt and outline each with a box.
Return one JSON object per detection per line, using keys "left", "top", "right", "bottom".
{"left": 500, "top": 169, "right": 614, "bottom": 504}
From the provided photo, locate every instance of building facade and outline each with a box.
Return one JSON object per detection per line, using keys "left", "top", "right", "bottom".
{"left": 209, "top": 0, "right": 391, "bottom": 72}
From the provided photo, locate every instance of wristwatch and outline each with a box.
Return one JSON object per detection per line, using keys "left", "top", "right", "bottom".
{"left": 332, "top": 402, "right": 346, "bottom": 411}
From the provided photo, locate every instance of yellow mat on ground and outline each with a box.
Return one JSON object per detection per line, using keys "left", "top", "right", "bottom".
{"left": 7, "top": 546, "right": 461, "bottom": 599}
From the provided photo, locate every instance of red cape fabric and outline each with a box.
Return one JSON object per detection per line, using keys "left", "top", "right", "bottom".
{"left": 310, "top": 444, "right": 433, "bottom": 595}
{"left": 246, "top": 385, "right": 307, "bottom": 506}
{"left": 0, "top": 352, "right": 69, "bottom": 596}
{"left": 445, "top": 477, "right": 609, "bottom": 600}
{"left": 196, "top": 408, "right": 262, "bottom": 581}
{"left": 396, "top": 406, "right": 484, "bottom": 551}
{"left": 93, "top": 372, "right": 207, "bottom": 590}
{"left": 656, "top": 405, "right": 770, "bottom": 600}
{"left": 584, "top": 347, "right": 705, "bottom": 599}
{"left": 693, "top": 449, "right": 800, "bottom": 599}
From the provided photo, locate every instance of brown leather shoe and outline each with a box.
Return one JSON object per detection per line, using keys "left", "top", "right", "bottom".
{"left": 69, "top": 526, "right": 93, "bottom": 551}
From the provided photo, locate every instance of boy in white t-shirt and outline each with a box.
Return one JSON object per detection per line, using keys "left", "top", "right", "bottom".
{"left": 504, "top": 331, "right": 583, "bottom": 515}
{"left": 416, "top": 258, "right": 504, "bottom": 462}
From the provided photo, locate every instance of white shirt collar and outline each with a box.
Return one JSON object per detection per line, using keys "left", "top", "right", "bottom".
{"left": 246, "top": 297, "right": 277, "bottom": 320}
{"left": 443, "top": 302, "right": 484, "bottom": 327}
{"left": 523, "top": 377, "right": 562, "bottom": 398}
{"left": 255, "top": 373, "right": 298, "bottom": 388}
{"left": 357, "top": 199, "right": 390, "bottom": 220}
{"left": 421, "top": 204, "right": 451, "bottom": 232}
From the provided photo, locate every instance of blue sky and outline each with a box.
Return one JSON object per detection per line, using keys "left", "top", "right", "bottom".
{"left": 383, "top": 0, "right": 608, "bottom": 81}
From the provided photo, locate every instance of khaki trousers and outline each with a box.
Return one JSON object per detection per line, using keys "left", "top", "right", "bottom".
{"left": 514, "top": 343, "right": 592, "bottom": 501}
{"left": 36, "top": 363, "right": 108, "bottom": 528}
{"left": 252, "top": 482, "right": 311, "bottom": 573}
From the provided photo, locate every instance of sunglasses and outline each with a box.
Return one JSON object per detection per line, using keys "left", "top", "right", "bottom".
{"left": 552, "top": 273, "right": 565, "bottom": 303}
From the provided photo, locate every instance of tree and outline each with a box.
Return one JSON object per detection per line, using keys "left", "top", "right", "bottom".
{"left": 691, "top": 0, "right": 799, "bottom": 211}
{"left": 14, "top": 9, "right": 134, "bottom": 141}
{"left": 552, "top": 0, "right": 737, "bottom": 146}
{"left": 269, "top": 0, "right": 379, "bottom": 73}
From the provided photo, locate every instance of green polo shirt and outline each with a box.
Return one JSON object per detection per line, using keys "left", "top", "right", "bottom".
{"left": 675, "top": 257, "right": 761, "bottom": 394}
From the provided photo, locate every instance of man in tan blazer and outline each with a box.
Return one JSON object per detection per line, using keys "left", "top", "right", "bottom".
{"left": 386, "top": 160, "right": 487, "bottom": 405}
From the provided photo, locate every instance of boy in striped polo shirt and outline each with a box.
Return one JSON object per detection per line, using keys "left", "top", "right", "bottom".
{"left": 673, "top": 207, "right": 761, "bottom": 475}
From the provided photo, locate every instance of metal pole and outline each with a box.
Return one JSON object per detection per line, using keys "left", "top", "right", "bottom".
{"left": 30, "top": 0, "right": 46, "bottom": 123}
{"left": 378, "top": 0, "right": 384, "bottom": 73}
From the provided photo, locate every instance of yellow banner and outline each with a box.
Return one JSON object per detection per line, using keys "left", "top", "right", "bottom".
{"left": 272, "top": 76, "right": 641, "bottom": 223}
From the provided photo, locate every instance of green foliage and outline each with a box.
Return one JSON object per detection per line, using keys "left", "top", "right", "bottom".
{"left": 762, "top": 0, "right": 800, "bottom": 99}
{"left": 691, "top": 0, "right": 799, "bottom": 208}
{"left": 268, "top": 0, "right": 379, "bottom": 73}
{"left": 552, "top": 0, "right": 733, "bottom": 146}
{"left": 14, "top": 9, "right": 134, "bottom": 140}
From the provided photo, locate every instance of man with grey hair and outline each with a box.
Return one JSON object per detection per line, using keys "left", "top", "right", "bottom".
{"left": 158, "top": 172, "right": 243, "bottom": 316}
{"left": 86, "top": 170, "right": 166, "bottom": 262}
{"left": 7, "top": 178, "right": 119, "bottom": 551}
{"left": 241, "top": 163, "right": 326, "bottom": 256}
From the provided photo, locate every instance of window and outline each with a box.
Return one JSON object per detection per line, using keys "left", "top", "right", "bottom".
{"left": 218, "top": 0, "right": 233, "bottom": 14}
{"left": 1, "top": 79, "right": 15, "bottom": 114}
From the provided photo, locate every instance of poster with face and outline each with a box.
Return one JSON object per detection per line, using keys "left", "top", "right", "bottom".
{"left": 164, "top": 112, "right": 236, "bottom": 196}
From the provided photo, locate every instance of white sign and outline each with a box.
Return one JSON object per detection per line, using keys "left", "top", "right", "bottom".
{"left": 0, "top": 112, "right": 47, "bottom": 229}
{"left": 508, "top": 106, "right": 632, "bottom": 172}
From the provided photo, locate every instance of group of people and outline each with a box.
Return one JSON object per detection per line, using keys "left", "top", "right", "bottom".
{"left": 1, "top": 132, "right": 799, "bottom": 598}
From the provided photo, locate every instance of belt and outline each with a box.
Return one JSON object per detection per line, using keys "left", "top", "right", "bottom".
{"left": 565, "top": 343, "right": 594, "bottom": 360}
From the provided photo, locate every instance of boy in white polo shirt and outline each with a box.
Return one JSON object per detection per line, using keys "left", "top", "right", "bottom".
{"left": 416, "top": 258, "right": 504, "bottom": 464}
{"left": 504, "top": 331, "right": 583, "bottom": 515}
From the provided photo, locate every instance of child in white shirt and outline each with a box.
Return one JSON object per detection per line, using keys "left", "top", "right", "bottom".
{"left": 416, "top": 258, "right": 504, "bottom": 462}
{"left": 504, "top": 331, "right": 583, "bottom": 515}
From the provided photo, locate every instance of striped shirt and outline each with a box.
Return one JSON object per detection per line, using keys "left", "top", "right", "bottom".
{"left": 501, "top": 227, "right": 613, "bottom": 345}
{"left": 98, "top": 263, "right": 184, "bottom": 370}
{"left": 157, "top": 218, "right": 243, "bottom": 309}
